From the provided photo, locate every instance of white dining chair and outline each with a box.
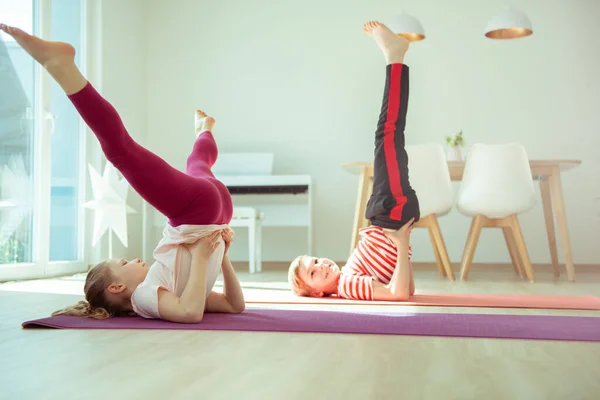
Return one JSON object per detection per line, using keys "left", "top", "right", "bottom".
{"left": 457, "top": 143, "right": 536, "bottom": 281}
{"left": 407, "top": 144, "right": 455, "bottom": 280}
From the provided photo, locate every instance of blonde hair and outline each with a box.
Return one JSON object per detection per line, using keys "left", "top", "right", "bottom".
{"left": 52, "top": 261, "right": 132, "bottom": 319}
{"left": 288, "top": 255, "right": 316, "bottom": 297}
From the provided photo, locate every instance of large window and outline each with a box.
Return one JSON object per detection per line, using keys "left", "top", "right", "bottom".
{"left": 0, "top": 0, "right": 88, "bottom": 280}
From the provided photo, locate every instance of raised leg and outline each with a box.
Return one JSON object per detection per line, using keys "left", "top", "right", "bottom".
{"left": 186, "top": 110, "right": 218, "bottom": 179}
{"left": 362, "top": 22, "right": 419, "bottom": 230}
{"left": 0, "top": 24, "right": 228, "bottom": 223}
{"left": 0, "top": 24, "right": 86, "bottom": 95}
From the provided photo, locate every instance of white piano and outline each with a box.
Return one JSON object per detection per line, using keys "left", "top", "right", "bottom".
{"left": 142, "top": 153, "right": 313, "bottom": 262}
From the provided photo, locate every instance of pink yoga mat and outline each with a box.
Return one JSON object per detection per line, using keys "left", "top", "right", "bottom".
{"left": 241, "top": 291, "right": 600, "bottom": 310}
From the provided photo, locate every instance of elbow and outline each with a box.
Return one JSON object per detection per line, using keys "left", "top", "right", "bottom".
{"left": 183, "top": 308, "right": 205, "bottom": 323}
{"left": 231, "top": 302, "right": 246, "bottom": 314}
{"left": 388, "top": 290, "right": 410, "bottom": 302}
{"left": 395, "top": 293, "right": 410, "bottom": 302}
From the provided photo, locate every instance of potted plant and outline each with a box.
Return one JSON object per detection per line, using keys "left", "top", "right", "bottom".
{"left": 445, "top": 130, "right": 465, "bottom": 161}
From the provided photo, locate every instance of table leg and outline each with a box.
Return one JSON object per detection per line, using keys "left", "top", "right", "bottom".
{"left": 549, "top": 169, "right": 576, "bottom": 281}
{"left": 350, "top": 167, "right": 372, "bottom": 255}
{"left": 539, "top": 177, "right": 560, "bottom": 278}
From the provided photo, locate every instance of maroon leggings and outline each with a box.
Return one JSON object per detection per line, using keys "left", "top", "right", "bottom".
{"left": 69, "top": 83, "right": 233, "bottom": 226}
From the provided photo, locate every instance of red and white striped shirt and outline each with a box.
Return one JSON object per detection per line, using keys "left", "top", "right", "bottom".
{"left": 336, "top": 226, "right": 412, "bottom": 300}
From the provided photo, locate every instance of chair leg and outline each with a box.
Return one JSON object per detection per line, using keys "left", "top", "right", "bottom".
{"left": 418, "top": 215, "right": 445, "bottom": 277}
{"left": 256, "top": 218, "right": 263, "bottom": 273}
{"left": 508, "top": 214, "right": 535, "bottom": 282}
{"left": 503, "top": 227, "right": 525, "bottom": 277}
{"left": 248, "top": 220, "right": 256, "bottom": 274}
{"left": 460, "top": 215, "right": 485, "bottom": 280}
{"left": 350, "top": 168, "right": 372, "bottom": 255}
{"left": 428, "top": 226, "right": 445, "bottom": 277}
{"left": 430, "top": 215, "right": 455, "bottom": 281}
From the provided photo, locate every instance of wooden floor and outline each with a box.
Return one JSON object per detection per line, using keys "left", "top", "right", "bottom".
{"left": 1, "top": 264, "right": 600, "bottom": 400}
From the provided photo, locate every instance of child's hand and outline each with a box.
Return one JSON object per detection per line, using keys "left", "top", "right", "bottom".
{"left": 184, "top": 231, "right": 222, "bottom": 259}
{"left": 221, "top": 228, "right": 234, "bottom": 255}
{"left": 383, "top": 218, "right": 414, "bottom": 249}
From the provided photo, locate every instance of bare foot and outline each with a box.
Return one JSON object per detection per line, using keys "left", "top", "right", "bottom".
{"left": 195, "top": 110, "right": 216, "bottom": 136}
{"left": 0, "top": 24, "right": 75, "bottom": 72}
{"left": 362, "top": 21, "right": 409, "bottom": 64}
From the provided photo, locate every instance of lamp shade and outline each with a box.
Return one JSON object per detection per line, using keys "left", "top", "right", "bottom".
{"left": 485, "top": 7, "right": 533, "bottom": 39}
{"left": 388, "top": 13, "right": 426, "bottom": 42}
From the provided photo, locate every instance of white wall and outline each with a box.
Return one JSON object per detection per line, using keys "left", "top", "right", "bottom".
{"left": 106, "top": 0, "right": 600, "bottom": 265}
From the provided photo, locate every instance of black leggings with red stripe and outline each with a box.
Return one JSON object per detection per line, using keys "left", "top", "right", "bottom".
{"left": 366, "top": 63, "right": 420, "bottom": 229}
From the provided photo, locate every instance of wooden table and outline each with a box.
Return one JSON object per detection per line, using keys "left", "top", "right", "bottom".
{"left": 342, "top": 160, "right": 582, "bottom": 282}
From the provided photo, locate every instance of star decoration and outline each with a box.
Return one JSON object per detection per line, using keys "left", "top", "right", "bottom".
{"left": 0, "top": 154, "right": 32, "bottom": 243}
{"left": 82, "top": 162, "right": 136, "bottom": 248}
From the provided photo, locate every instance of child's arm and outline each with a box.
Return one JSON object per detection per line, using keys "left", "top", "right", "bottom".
{"left": 205, "top": 229, "right": 245, "bottom": 313}
{"left": 372, "top": 246, "right": 412, "bottom": 301}
{"left": 371, "top": 219, "right": 414, "bottom": 302}
{"left": 410, "top": 260, "right": 415, "bottom": 296}
{"left": 205, "top": 255, "right": 245, "bottom": 313}
{"left": 156, "top": 231, "right": 221, "bottom": 323}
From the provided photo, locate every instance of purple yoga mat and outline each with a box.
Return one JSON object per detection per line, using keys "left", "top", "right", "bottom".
{"left": 22, "top": 309, "right": 600, "bottom": 342}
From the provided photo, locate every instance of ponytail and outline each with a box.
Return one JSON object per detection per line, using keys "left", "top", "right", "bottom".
{"left": 52, "top": 300, "right": 111, "bottom": 319}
